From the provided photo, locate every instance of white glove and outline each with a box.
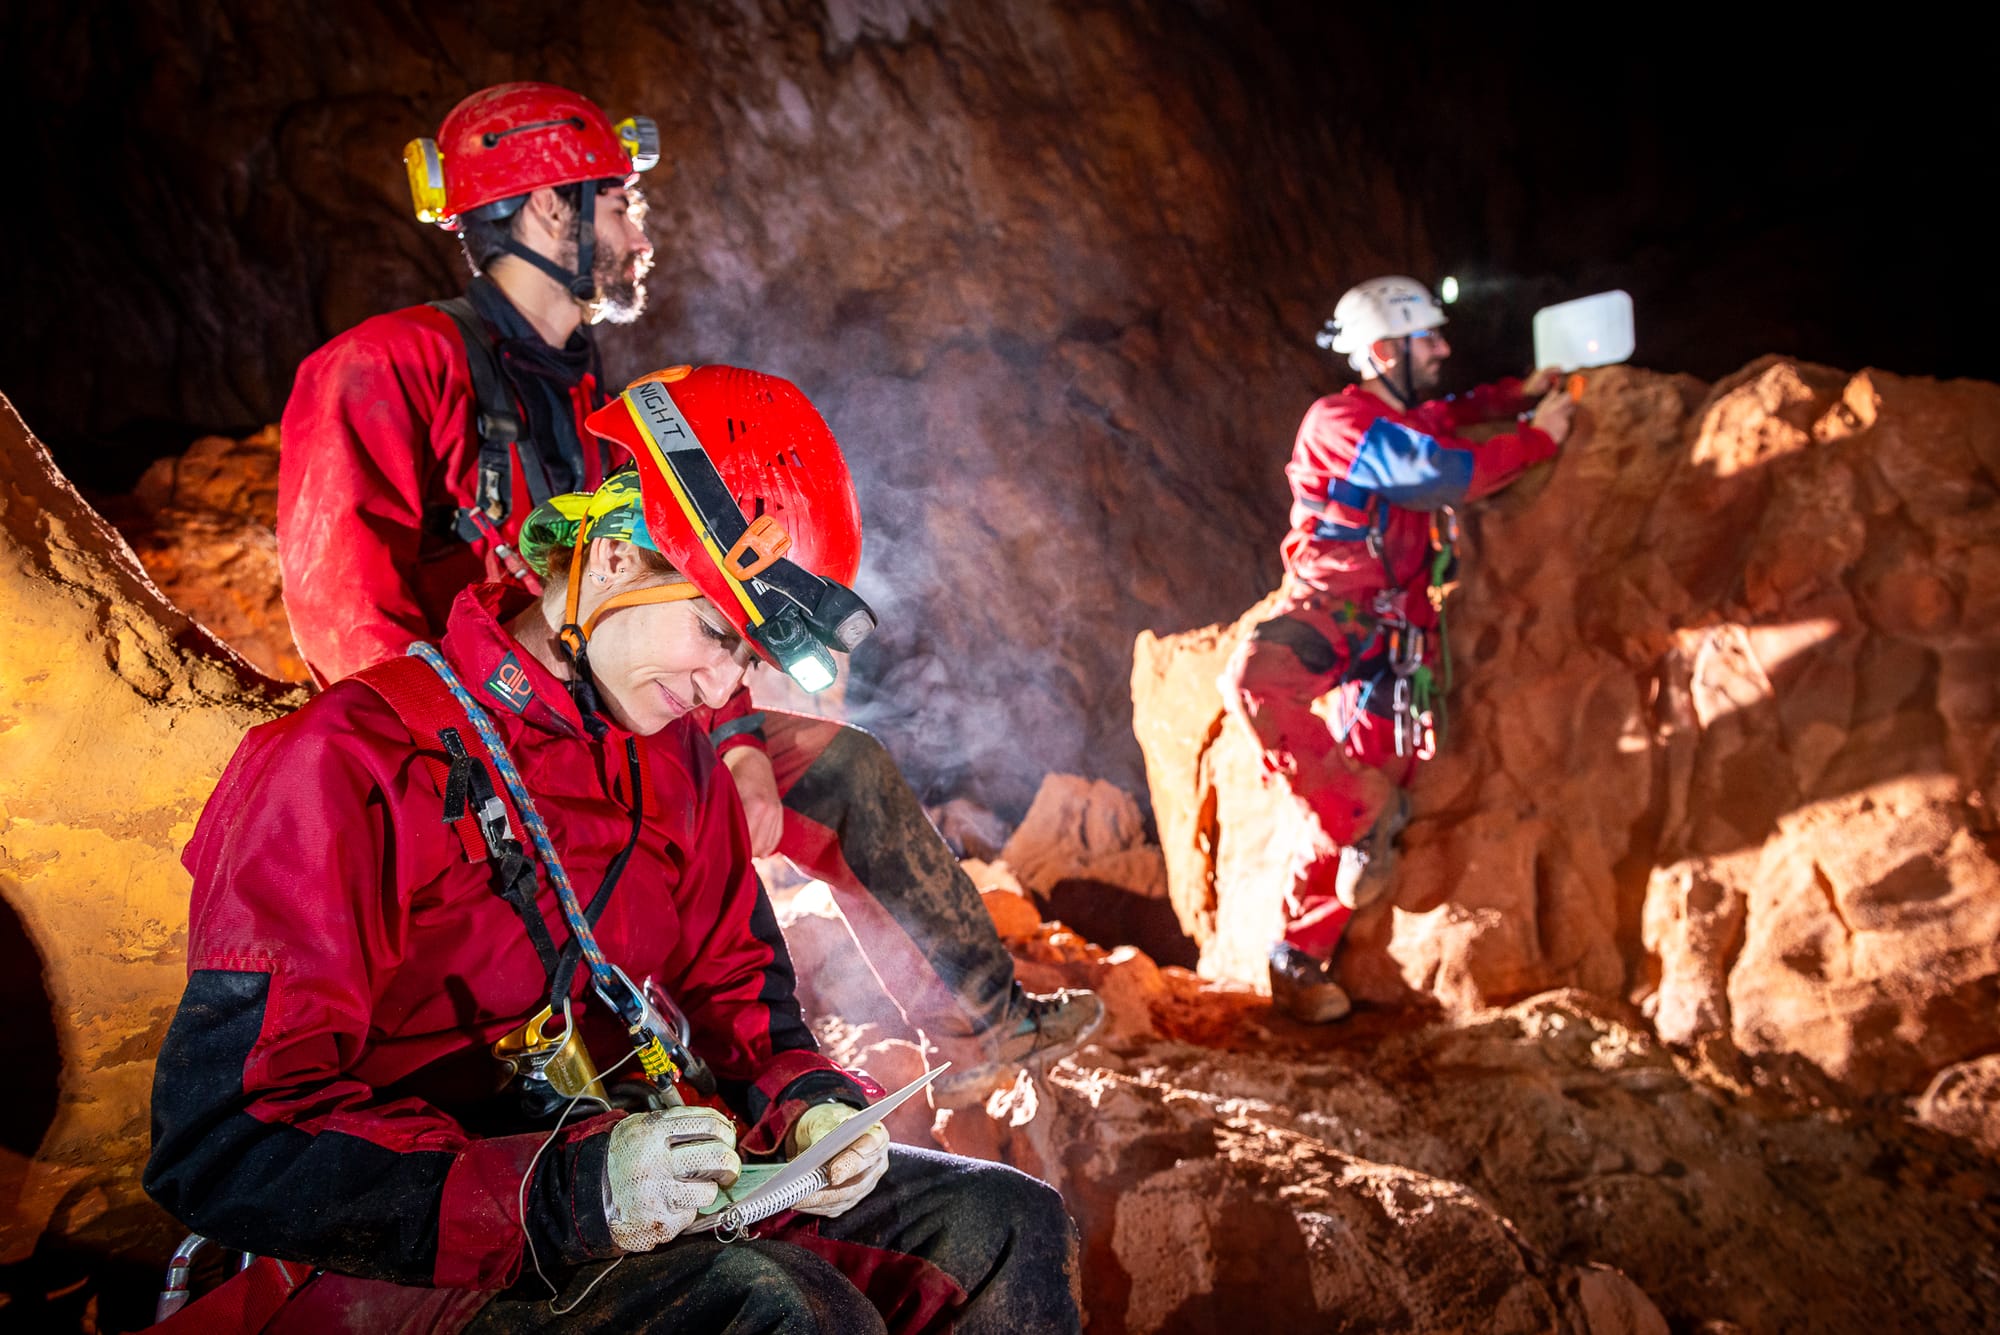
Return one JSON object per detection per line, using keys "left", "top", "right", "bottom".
{"left": 603, "top": 1105, "right": 741, "bottom": 1251}
{"left": 786, "top": 1101, "right": 890, "bottom": 1219}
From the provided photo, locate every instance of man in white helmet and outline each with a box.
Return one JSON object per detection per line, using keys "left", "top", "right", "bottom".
{"left": 1219, "top": 275, "right": 1574, "bottom": 1022}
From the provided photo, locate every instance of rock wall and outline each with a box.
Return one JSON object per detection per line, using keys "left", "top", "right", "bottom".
{"left": 97, "top": 425, "right": 304, "bottom": 684}
{"left": 1134, "top": 360, "right": 2000, "bottom": 1100}
{"left": 0, "top": 395, "right": 301, "bottom": 1303}
{"left": 3, "top": 0, "right": 1471, "bottom": 822}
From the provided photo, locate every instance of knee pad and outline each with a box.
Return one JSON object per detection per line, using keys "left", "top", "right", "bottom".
{"left": 1246, "top": 615, "right": 1341, "bottom": 676}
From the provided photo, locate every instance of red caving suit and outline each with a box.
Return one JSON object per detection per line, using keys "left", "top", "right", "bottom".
{"left": 277, "top": 298, "right": 615, "bottom": 688}
{"left": 1221, "top": 381, "right": 1557, "bottom": 960}
{"left": 145, "top": 585, "right": 870, "bottom": 1322}
{"left": 142, "top": 586, "right": 1080, "bottom": 1332}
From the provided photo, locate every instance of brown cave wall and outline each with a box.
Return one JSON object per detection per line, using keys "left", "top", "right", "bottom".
{"left": 0, "top": 0, "right": 1459, "bottom": 820}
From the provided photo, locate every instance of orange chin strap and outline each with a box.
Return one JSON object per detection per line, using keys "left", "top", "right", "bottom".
{"left": 556, "top": 515, "right": 703, "bottom": 716}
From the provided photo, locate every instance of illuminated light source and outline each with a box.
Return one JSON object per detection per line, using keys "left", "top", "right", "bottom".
{"left": 789, "top": 652, "right": 837, "bottom": 694}
{"left": 1439, "top": 275, "right": 1460, "bottom": 304}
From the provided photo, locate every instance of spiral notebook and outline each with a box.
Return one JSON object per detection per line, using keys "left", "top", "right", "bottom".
{"left": 689, "top": 1062, "right": 947, "bottom": 1231}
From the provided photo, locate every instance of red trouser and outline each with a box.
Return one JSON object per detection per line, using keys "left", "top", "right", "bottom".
{"left": 760, "top": 711, "right": 1018, "bottom": 1038}
{"left": 1219, "top": 585, "right": 1420, "bottom": 960}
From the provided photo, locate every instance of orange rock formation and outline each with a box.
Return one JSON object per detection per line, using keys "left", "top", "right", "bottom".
{"left": 97, "top": 426, "right": 305, "bottom": 684}
{"left": 0, "top": 395, "right": 301, "bottom": 1289}
{"left": 1135, "top": 360, "right": 2000, "bottom": 1104}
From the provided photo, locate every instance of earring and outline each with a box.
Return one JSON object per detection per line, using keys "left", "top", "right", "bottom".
{"left": 593, "top": 573, "right": 608, "bottom": 585}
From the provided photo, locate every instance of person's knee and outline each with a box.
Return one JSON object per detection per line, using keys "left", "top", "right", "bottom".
{"left": 826, "top": 722, "right": 900, "bottom": 790}
{"left": 943, "top": 1161, "right": 1081, "bottom": 1331}
{"left": 937, "top": 1158, "right": 1075, "bottom": 1260}
{"left": 696, "top": 1244, "right": 884, "bottom": 1334}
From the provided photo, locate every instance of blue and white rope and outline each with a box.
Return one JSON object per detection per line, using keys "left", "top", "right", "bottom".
{"left": 406, "top": 642, "right": 630, "bottom": 1016}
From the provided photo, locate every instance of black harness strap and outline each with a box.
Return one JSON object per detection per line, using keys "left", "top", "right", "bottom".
{"left": 429, "top": 297, "right": 557, "bottom": 529}
{"left": 438, "top": 726, "right": 560, "bottom": 977}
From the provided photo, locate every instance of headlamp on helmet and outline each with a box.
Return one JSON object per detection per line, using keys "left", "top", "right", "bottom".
{"left": 402, "top": 84, "right": 660, "bottom": 230}
{"left": 570, "top": 367, "right": 873, "bottom": 698}
{"left": 611, "top": 376, "right": 876, "bottom": 693}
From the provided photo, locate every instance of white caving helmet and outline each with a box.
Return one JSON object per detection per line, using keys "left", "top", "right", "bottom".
{"left": 1315, "top": 276, "right": 1449, "bottom": 374}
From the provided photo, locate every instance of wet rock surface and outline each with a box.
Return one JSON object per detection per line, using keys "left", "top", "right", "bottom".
{"left": 1135, "top": 360, "right": 2000, "bottom": 1106}
{"left": 0, "top": 395, "right": 301, "bottom": 1326}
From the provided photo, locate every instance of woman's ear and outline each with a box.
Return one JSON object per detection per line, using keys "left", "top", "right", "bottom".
{"left": 590, "top": 538, "right": 645, "bottom": 585}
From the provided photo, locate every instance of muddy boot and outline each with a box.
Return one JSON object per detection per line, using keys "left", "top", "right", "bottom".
{"left": 1334, "top": 788, "right": 1412, "bottom": 911}
{"left": 1268, "top": 943, "right": 1351, "bottom": 1024}
{"left": 932, "top": 986, "right": 1106, "bottom": 1108}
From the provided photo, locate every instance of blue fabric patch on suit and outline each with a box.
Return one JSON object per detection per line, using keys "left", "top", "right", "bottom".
{"left": 1346, "top": 417, "right": 1475, "bottom": 511}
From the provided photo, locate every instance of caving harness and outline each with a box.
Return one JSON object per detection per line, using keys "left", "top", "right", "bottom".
{"left": 1309, "top": 495, "right": 1461, "bottom": 760}
{"left": 426, "top": 295, "right": 614, "bottom": 596}
{"left": 353, "top": 643, "right": 713, "bottom": 1119}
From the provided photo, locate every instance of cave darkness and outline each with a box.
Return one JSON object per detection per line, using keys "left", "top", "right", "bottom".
{"left": 0, "top": 1, "right": 1992, "bottom": 818}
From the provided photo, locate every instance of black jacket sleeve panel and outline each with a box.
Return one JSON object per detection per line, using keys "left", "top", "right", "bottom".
{"left": 144, "top": 968, "right": 454, "bottom": 1282}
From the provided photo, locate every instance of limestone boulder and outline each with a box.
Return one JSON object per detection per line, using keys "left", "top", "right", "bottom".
{"left": 0, "top": 395, "right": 301, "bottom": 1276}
{"left": 998, "top": 773, "right": 1166, "bottom": 901}
{"left": 1133, "top": 361, "right": 2000, "bottom": 1099}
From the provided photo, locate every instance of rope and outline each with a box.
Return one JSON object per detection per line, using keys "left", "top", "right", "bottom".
{"left": 407, "top": 642, "right": 632, "bottom": 1020}
{"left": 1429, "top": 536, "right": 1455, "bottom": 745}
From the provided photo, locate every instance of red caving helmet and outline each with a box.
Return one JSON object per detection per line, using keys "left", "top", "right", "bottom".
{"left": 584, "top": 365, "right": 871, "bottom": 693}
{"left": 403, "top": 81, "right": 660, "bottom": 231}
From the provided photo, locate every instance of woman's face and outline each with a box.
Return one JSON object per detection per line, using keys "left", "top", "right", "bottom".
{"left": 577, "top": 541, "right": 752, "bottom": 735}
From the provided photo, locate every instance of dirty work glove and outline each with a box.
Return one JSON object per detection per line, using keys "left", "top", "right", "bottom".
{"left": 604, "top": 1105, "right": 742, "bottom": 1251}
{"left": 786, "top": 1101, "right": 889, "bottom": 1219}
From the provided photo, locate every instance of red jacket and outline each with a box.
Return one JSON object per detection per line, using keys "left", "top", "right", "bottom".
{"left": 1281, "top": 381, "right": 1556, "bottom": 620}
{"left": 277, "top": 301, "right": 617, "bottom": 686}
{"left": 145, "top": 584, "right": 867, "bottom": 1290}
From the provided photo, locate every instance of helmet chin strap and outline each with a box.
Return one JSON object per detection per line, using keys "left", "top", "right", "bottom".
{"left": 556, "top": 523, "right": 702, "bottom": 726}
{"left": 498, "top": 184, "right": 600, "bottom": 304}
{"left": 1368, "top": 337, "right": 1419, "bottom": 411}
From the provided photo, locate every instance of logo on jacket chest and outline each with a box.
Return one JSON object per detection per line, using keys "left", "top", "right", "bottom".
{"left": 487, "top": 652, "right": 536, "bottom": 714}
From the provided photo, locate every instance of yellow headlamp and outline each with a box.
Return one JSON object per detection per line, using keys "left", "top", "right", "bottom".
{"left": 403, "top": 138, "right": 449, "bottom": 225}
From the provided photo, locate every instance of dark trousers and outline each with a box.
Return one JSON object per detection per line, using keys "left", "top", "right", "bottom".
{"left": 763, "top": 712, "right": 1018, "bottom": 1036}
{"left": 464, "top": 1148, "right": 1080, "bottom": 1334}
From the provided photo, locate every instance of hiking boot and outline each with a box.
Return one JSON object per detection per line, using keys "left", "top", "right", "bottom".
{"left": 1334, "top": 789, "right": 1412, "bottom": 911}
{"left": 932, "top": 987, "right": 1106, "bottom": 1108}
{"left": 1268, "top": 943, "right": 1351, "bottom": 1024}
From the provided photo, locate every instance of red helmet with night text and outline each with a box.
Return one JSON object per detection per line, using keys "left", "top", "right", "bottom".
{"left": 573, "top": 365, "right": 872, "bottom": 694}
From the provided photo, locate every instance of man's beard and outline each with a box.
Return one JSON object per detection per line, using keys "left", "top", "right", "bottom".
{"left": 588, "top": 243, "right": 653, "bottom": 325}
{"left": 1409, "top": 354, "right": 1446, "bottom": 393}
